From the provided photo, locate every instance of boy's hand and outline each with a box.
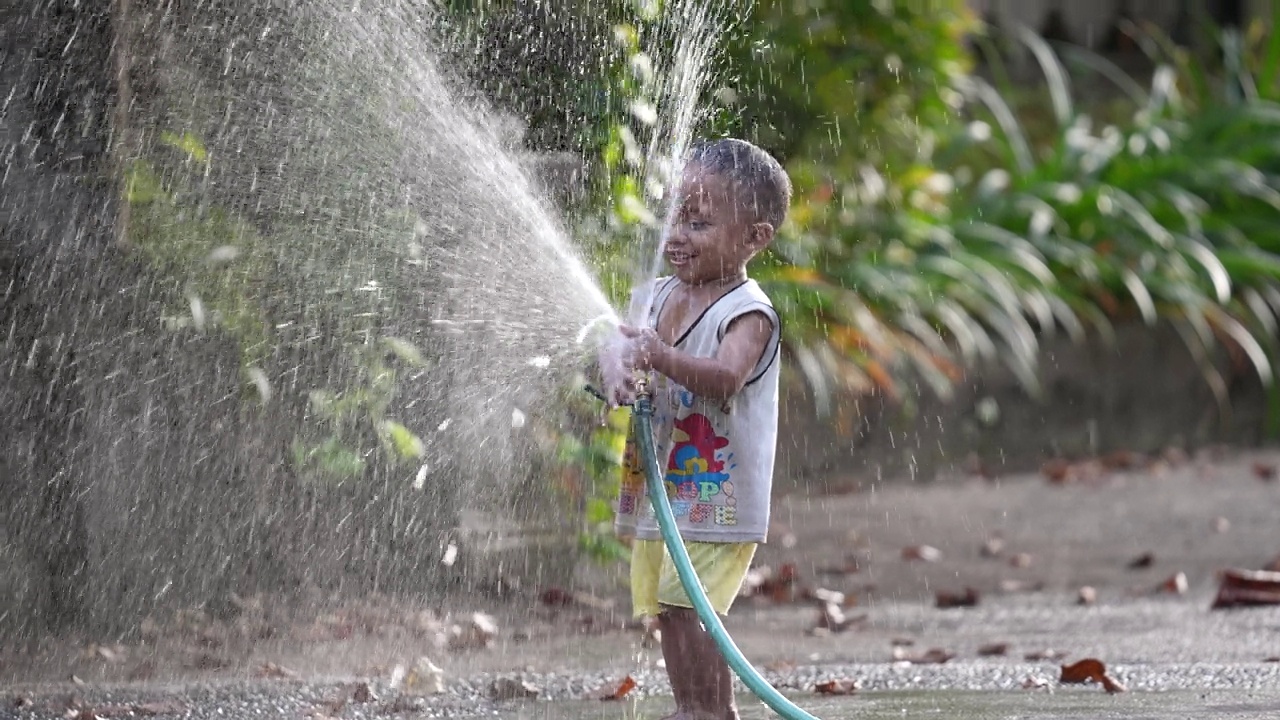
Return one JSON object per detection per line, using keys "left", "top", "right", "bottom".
{"left": 618, "top": 324, "right": 667, "bottom": 371}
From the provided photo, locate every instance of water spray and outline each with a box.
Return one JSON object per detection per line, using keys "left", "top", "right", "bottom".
{"left": 629, "top": 376, "right": 821, "bottom": 720}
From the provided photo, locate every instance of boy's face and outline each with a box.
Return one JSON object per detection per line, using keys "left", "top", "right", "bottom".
{"left": 663, "top": 168, "right": 772, "bottom": 286}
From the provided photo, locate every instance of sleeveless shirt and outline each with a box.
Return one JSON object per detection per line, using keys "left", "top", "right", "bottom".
{"left": 615, "top": 276, "right": 782, "bottom": 543}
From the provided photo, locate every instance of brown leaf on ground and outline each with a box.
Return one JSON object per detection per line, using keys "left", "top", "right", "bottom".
{"left": 1264, "top": 656, "right": 1280, "bottom": 663}
{"left": 893, "top": 647, "right": 954, "bottom": 664}
{"left": 1025, "top": 649, "right": 1068, "bottom": 661}
{"left": 448, "top": 612, "right": 499, "bottom": 650}
{"left": 1127, "top": 552, "right": 1155, "bottom": 570}
{"left": 813, "top": 602, "right": 865, "bottom": 633}
{"left": 889, "top": 637, "right": 915, "bottom": 647}
{"left": 1041, "top": 458, "right": 1073, "bottom": 484}
{"left": 1059, "top": 658, "right": 1126, "bottom": 693}
{"left": 935, "top": 587, "right": 980, "bottom": 609}
{"left": 741, "top": 564, "right": 801, "bottom": 603}
{"left": 814, "top": 679, "right": 859, "bottom": 695}
{"left": 352, "top": 682, "right": 375, "bottom": 703}
{"left": 598, "top": 675, "right": 637, "bottom": 701}
{"left": 1155, "top": 572, "right": 1188, "bottom": 595}
{"left": 254, "top": 662, "right": 299, "bottom": 679}
{"left": 1211, "top": 568, "right": 1280, "bottom": 609}
{"left": 1009, "top": 553, "right": 1033, "bottom": 569}
{"left": 1101, "top": 450, "right": 1144, "bottom": 471}
{"left": 902, "top": 545, "right": 942, "bottom": 562}
{"left": 491, "top": 677, "right": 541, "bottom": 700}
{"left": 12, "top": 695, "right": 34, "bottom": 709}
{"left": 1077, "top": 586, "right": 1098, "bottom": 606}
{"left": 1252, "top": 462, "right": 1276, "bottom": 482}
{"left": 977, "top": 642, "right": 1009, "bottom": 657}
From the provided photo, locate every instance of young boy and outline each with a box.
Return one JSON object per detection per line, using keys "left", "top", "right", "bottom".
{"left": 612, "top": 138, "right": 790, "bottom": 720}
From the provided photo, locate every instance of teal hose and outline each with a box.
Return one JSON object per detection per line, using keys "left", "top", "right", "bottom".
{"left": 633, "top": 391, "right": 820, "bottom": 720}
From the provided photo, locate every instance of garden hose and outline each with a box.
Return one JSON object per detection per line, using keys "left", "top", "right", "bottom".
{"left": 631, "top": 378, "right": 820, "bottom": 720}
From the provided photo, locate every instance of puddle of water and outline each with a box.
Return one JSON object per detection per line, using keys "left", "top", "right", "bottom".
{"left": 498, "top": 689, "right": 1280, "bottom": 720}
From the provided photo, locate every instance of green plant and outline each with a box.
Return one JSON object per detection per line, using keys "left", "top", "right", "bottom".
{"left": 126, "top": 131, "right": 430, "bottom": 483}
{"left": 757, "top": 25, "right": 1280, "bottom": 430}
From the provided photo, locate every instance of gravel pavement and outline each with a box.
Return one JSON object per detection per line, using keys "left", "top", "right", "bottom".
{"left": 4, "top": 450, "right": 1280, "bottom": 718}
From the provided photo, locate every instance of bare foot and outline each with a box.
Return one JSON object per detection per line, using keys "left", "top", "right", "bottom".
{"left": 658, "top": 711, "right": 739, "bottom": 720}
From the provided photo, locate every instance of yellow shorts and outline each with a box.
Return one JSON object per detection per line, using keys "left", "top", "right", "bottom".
{"left": 630, "top": 539, "right": 757, "bottom": 618}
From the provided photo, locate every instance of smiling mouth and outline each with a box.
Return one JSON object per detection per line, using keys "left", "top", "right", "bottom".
{"left": 666, "top": 250, "right": 694, "bottom": 265}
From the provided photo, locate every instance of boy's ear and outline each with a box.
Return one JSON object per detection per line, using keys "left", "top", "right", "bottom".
{"left": 746, "top": 221, "right": 776, "bottom": 251}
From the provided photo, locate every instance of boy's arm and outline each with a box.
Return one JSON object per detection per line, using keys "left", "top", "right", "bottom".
{"left": 620, "top": 312, "right": 774, "bottom": 403}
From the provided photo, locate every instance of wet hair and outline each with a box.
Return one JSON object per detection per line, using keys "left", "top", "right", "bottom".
{"left": 685, "top": 138, "right": 791, "bottom": 229}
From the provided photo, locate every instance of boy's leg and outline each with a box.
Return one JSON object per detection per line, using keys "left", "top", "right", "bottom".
{"left": 654, "top": 542, "right": 756, "bottom": 720}
{"left": 658, "top": 604, "right": 738, "bottom": 720}
{"left": 632, "top": 541, "right": 693, "bottom": 717}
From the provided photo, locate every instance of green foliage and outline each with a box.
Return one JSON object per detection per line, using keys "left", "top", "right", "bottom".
{"left": 126, "top": 129, "right": 430, "bottom": 484}
{"left": 721, "top": 0, "right": 976, "bottom": 170}
{"left": 758, "top": 24, "right": 1280, "bottom": 426}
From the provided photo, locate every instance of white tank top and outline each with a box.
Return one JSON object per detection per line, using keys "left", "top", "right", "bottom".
{"left": 615, "top": 277, "right": 782, "bottom": 543}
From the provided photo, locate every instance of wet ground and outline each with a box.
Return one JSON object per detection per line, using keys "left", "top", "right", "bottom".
{"left": 4, "top": 449, "right": 1280, "bottom": 718}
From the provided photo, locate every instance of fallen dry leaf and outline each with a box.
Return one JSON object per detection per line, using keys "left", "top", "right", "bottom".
{"left": 892, "top": 647, "right": 954, "bottom": 664}
{"left": 403, "top": 656, "right": 446, "bottom": 695}
{"left": 977, "top": 642, "right": 1009, "bottom": 657}
{"left": 491, "top": 677, "right": 540, "bottom": 700}
{"left": 1059, "top": 658, "right": 1126, "bottom": 693}
{"left": 1101, "top": 450, "right": 1144, "bottom": 470}
{"left": 935, "top": 587, "right": 980, "bottom": 609}
{"left": 889, "top": 637, "right": 915, "bottom": 647}
{"left": 255, "top": 662, "right": 299, "bottom": 680}
{"left": 1009, "top": 553, "right": 1033, "bottom": 569}
{"left": 1264, "top": 656, "right": 1280, "bottom": 663}
{"left": 1252, "top": 462, "right": 1277, "bottom": 482}
{"left": 1127, "top": 552, "right": 1156, "bottom": 570}
{"left": 12, "top": 695, "right": 34, "bottom": 709}
{"left": 1041, "top": 458, "right": 1072, "bottom": 484}
{"left": 981, "top": 536, "right": 1005, "bottom": 558}
{"left": 1077, "top": 586, "right": 1098, "bottom": 606}
{"left": 1155, "top": 572, "right": 1188, "bottom": 595}
{"left": 740, "top": 564, "right": 801, "bottom": 603}
{"left": 814, "top": 679, "right": 859, "bottom": 695}
{"left": 901, "top": 545, "right": 942, "bottom": 563}
{"left": 812, "top": 602, "right": 865, "bottom": 633}
{"left": 352, "top": 682, "right": 375, "bottom": 703}
{"left": 448, "top": 612, "right": 499, "bottom": 650}
{"left": 1211, "top": 568, "right": 1280, "bottom": 609}
{"left": 598, "top": 675, "right": 637, "bottom": 701}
